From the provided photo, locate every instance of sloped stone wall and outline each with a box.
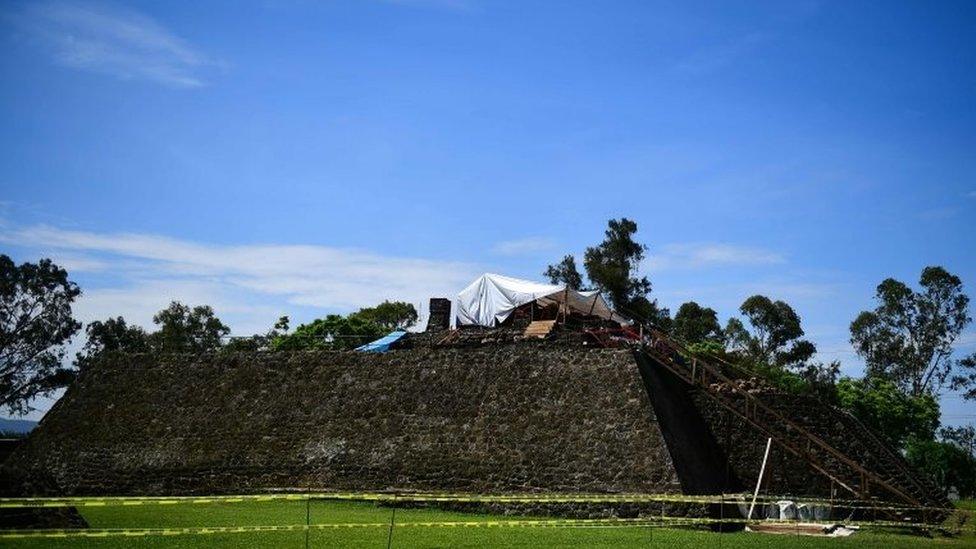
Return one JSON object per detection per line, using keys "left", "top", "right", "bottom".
{"left": 690, "top": 392, "right": 831, "bottom": 497}
{"left": 690, "top": 390, "right": 946, "bottom": 507}
{"left": 3, "top": 344, "right": 681, "bottom": 496}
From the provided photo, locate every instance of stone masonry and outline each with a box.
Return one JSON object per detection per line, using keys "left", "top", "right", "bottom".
{"left": 3, "top": 344, "right": 681, "bottom": 496}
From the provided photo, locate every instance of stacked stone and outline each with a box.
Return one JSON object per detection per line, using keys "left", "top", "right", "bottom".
{"left": 2, "top": 344, "right": 681, "bottom": 498}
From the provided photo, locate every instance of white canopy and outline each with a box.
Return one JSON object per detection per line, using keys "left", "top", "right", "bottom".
{"left": 454, "top": 273, "right": 620, "bottom": 327}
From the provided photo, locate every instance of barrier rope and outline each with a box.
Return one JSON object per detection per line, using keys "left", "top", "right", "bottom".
{"left": 0, "top": 491, "right": 967, "bottom": 514}
{"left": 0, "top": 516, "right": 953, "bottom": 540}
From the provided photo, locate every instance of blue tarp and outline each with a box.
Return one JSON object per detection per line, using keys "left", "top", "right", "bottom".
{"left": 355, "top": 330, "right": 408, "bottom": 353}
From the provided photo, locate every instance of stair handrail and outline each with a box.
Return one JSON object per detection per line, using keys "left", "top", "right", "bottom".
{"left": 641, "top": 328, "right": 928, "bottom": 508}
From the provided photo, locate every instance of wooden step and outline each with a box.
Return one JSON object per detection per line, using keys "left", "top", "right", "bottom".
{"left": 523, "top": 320, "right": 557, "bottom": 338}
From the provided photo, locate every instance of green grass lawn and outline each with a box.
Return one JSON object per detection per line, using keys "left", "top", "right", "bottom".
{"left": 956, "top": 500, "right": 976, "bottom": 511}
{"left": 3, "top": 500, "right": 973, "bottom": 548}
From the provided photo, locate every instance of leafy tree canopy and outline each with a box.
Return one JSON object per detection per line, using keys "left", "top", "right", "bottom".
{"left": 836, "top": 377, "right": 940, "bottom": 449}
{"left": 74, "top": 317, "right": 150, "bottom": 372}
{"left": 950, "top": 352, "right": 976, "bottom": 402}
{"left": 0, "top": 255, "right": 81, "bottom": 415}
{"left": 222, "top": 316, "right": 289, "bottom": 352}
{"left": 725, "top": 295, "right": 817, "bottom": 369}
{"left": 940, "top": 424, "right": 976, "bottom": 458}
{"left": 850, "top": 266, "right": 973, "bottom": 398}
{"left": 543, "top": 255, "right": 584, "bottom": 291}
{"left": 350, "top": 301, "right": 418, "bottom": 331}
{"left": 906, "top": 437, "right": 976, "bottom": 498}
{"left": 272, "top": 314, "right": 383, "bottom": 351}
{"left": 672, "top": 301, "right": 723, "bottom": 344}
{"left": 151, "top": 302, "right": 230, "bottom": 353}
{"left": 582, "top": 218, "right": 668, "bottom": 326}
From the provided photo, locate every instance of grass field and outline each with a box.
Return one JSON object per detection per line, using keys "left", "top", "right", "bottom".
{"left": 3, "top": 499, "right": 974, "bottom": 548}
{"left": 957, "top": 500, "right": 976, "bottom": 511}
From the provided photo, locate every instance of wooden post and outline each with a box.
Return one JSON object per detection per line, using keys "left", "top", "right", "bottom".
{"left": 564, "top": 286, "right": 569, "bottom": 324}
{"left": 747, "top": 437, "right": 773, "bottom": 521}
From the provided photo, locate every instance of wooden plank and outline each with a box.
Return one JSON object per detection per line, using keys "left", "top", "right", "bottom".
{"left": 523, "top": 320, "right": 556, "bottom": 338}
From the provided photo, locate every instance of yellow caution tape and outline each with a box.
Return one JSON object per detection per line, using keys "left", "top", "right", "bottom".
{"left": 0, "top": 491, "right": 963, "bottom": 514}
{"left": 0, "top": 516, "right": 950, "bottom": 540}
{"left": 0, "top": 492, "right": 715, "bottom": 508}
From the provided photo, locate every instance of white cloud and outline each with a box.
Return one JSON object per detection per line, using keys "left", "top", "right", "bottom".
{"left": 39, "top": 252, "right": 110, "bottom": 273}
{"left": 15, "top": 1, "right": 217, "bottom": 88}
{"left": 71, "top": 279, "right": 282, "bottom": 334}
{"left": 491, "top": 236, "right": 556, "bottom": 256}
{"left": 1, "top": 224, "right": 477, "bottom": 334}
{"left": 647, "top": 243, "right": 784, "bottom": 272}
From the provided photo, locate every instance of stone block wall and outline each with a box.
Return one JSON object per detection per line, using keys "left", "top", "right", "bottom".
{"left": 3, "top": 344, "right": 681, "bottom": 496}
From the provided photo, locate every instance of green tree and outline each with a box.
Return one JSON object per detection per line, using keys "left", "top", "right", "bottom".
{"left": 850, "top": 266, "right": 972, "bottom": 398}
{"left": 582, "top": 218, "right": 668, "bottom": 326}
{"left": 906, "top": 438, "right": 976, "bottom": 498}
{"left": 151, "top": 302, "right": 229, "bottom": 353}
{"left": 272, "top": 315, "right": 383, "bottom": 351}
{"left": 0, "top": 255, "right": 81, "bottom": 415}
{"left": 836, "top": 377, "right": 940, "bottom": 449}
{"left": 672, "top": 302, "right": 723, "bottom": 344}
{"left": 222, "top": 316, "right": 289, "bottom": 352}
{"left": 74, "top": 317, "right": 150, "bottom": 372}
{"left": 950, "top": 353, "right": 976, "bottom": 401}
{"left": 543, "top": 255, "right": 584, "bottom": 290}
{"left": 727, "top": 295, "right": 816, "bottom": 368}
{"left": 723, "top": 318, "right": 752, "bottom": 354}
{"left": 350, "top": 301, "right": 418, "bottom": 331}
{"left": 940, "top": 424, "right": 976, "bottom": 457}
{"left": 725, "top": 295, "right": 837, "bottom": 395}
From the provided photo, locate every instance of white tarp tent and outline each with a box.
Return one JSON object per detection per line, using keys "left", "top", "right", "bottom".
{"left": 454, "top": 273, "right": 620, "bottom": 327}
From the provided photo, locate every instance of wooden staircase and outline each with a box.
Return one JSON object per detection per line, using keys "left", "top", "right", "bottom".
{"left": 640, "top": 329, "right": 951, "bottom": 518}
{"left": 523, "top": 320, "right": 557, "bottom": 339}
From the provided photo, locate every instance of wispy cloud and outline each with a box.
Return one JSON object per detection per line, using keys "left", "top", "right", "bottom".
{"left": 647, "top": 243, "right": 784, "bottom": 272}
{"left": 14, "top": 1, "right": 218, "bottom": 88}
{"left": 1, "top": 224, "right": 477, "bottom": 332}
{"left": 491, "top": 236, "right": 556, "bottom": 256}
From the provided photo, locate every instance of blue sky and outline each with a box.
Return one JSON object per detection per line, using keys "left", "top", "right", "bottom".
{"left": 0, "top": 0, "right": 974, "bottom": 422}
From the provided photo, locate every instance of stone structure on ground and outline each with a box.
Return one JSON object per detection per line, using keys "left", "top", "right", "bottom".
{"left": 1, "top": 336, "right": 943, "bottom": 520}
{"left": 4, "top": 344, "right": 679, "bottom": 496}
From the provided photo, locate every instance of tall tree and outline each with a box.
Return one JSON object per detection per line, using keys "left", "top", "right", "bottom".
{"left": 953, "top": 353, "right": 976, "bottom": 401}
{"left": 850, "top": 266, "right": 972, "bottom": 397}
{"left": 906, "top": 438, "right": 976, "bottom": 498}
{"left": 272, "top": 314, "right": 383, "bottom": 351}
{"left": 74, "top": 317, "right": 150, "bottom": 372}
{"left": 728, "top": 295, "right": 816, "bottom": 368}
{"left": 0, "top": 255, "right": 81, "bottom": 415}
{"left": 836, "top": 377, "right": 940, "bottom": 449}
{"left": 940, "top": 424, "right": 976, "bottom": 458}
{"left": 151, "top": 302, "right": 230, "bottom": 353}
{"left": 543, "top": 255, "right": 584, "bottom": 290}
{"left": 351, "top": 301, "right": 418, "bottom": 331}
{"left": 582, "top": 218, "right": 667, "bottom": 325}
{"left": 672, "top": 301, "right": 723, "bottom": 344}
